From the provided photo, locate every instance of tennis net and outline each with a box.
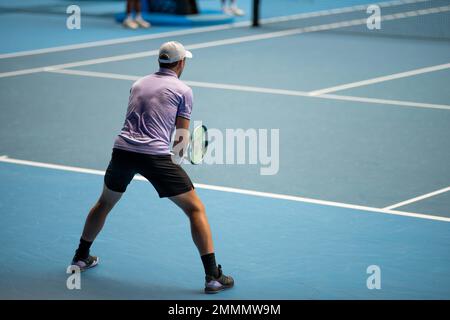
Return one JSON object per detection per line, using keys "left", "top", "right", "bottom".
{"left": 251, "top": 0, "right": 450, "bottom": 41}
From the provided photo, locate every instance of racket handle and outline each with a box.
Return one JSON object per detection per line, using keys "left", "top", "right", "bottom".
{"left": 170, "top": 151, "right": 184, "bottom": 165}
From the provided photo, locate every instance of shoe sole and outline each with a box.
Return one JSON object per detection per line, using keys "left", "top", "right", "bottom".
{"left": 71, "top": 257, "right": 99, "bottom": 272}
{"left": 204, "top": 283, "right": 234, "bottom": 294}
{"left": 123, "top": 24, "right": 138, "bottom": 29}
{"left": 136, "top": 23, "right": 150, "bottom": 28}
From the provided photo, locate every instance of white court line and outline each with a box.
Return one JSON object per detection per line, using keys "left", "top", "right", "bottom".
{"left": 47, "top": 68, "right": 140, "bottom": 81}
{"left": 384, "top": 186, "right": 450, "bottom": 210}
{"left": 2, "top": 4, "right": 449, "bottom": 79}
{"left": 0, "top": 155, "right": 448, "bottom": 222}
{"left": 309, "top": 62, "right": 450, "bottom": 96}
{"left": 0, "top": 0, "right": 430, "bottom": 59}
{"left": 260, "top": 0, "right": 431, "bottom": 23}
{"left": 0, "top": 24, "right": 247, "bottom": 60}
{"left": 46, "top": 68, "right": 450, "bottom": 111}
{"left": 0, "top": 19, "right": 369, "bottom": 78}
{"left": 319, "top": 93, "right": 450, "bottom": 111}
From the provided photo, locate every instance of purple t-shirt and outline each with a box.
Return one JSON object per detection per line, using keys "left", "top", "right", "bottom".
{"left": 114, "top": 68, "right": 193, "bottom": 155}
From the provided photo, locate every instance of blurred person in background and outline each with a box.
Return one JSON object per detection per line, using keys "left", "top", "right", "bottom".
{"left": 221, "top": 0, "right": 245, "bottom": 16}
{"left": 124, "top": 0, "right": 151, "bottom": 29}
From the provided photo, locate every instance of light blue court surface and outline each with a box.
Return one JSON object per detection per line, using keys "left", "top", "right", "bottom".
{"left": 0, "top": 0, "right": 449, "bottom": 299}
{"left": 1, "top": 162, "right": 449, "bottom": 299}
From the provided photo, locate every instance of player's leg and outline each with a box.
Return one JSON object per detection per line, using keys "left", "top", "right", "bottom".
{"left": 71, "top": 148, "right": 135, "bottom": 271}
{"left": 230, "top": 0, "right": 245, "bottom": 16}
{"left": 80, "top": 184, "right": 123, "bottom": 242}
{"left": 134, "top": 0, "right": 151, "bottom": 28}
{"left": 139, "top": 154, "right": 234, "bottom": 293}
{"left": 170, "top": 190, "right": 234, "bottom": 293}
{"left": 123, "top": 0, "right": 139, "bottom": 29}
{"left": 222, "top": 0, "right": 232, "bottom": 14}
{"left": 169, "top": 189, "right": 214, "bottom": 255}
{"left": 71, "top": 185, "right": 122, "bottom": 270}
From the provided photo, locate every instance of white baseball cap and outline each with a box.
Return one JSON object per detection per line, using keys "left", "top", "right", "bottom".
{"left": 158, "top": 41, "right": 193, "bottom": 63}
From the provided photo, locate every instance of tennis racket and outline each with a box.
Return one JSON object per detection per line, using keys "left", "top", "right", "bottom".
{"left": 188, "top": 124, "right": 208, "bottom": 165}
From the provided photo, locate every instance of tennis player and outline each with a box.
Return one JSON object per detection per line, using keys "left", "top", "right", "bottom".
{"left": 70, "top": 41, "right": 234, "bottom": 294}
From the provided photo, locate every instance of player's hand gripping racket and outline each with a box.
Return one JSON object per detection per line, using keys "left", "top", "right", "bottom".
{"left": 189, "top": 124, "right": 208, "bottom": 165}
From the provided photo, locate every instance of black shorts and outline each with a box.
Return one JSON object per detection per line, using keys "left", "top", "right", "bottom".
{"left": 104, "top": 148, "right": 194, "bottom": 198}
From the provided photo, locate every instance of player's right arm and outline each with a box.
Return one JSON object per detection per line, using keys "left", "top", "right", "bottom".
{"left": 171, "top": 88, "right": 193, "bottom": 164}
{"left": 172, "top": 116, "right": 190, "bottom": 160}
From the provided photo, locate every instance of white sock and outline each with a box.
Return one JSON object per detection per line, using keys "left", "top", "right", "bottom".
{"left": 135, "top": 13, "right": 142, "bottom": 20}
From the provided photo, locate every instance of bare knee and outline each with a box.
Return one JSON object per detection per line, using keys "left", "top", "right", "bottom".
{"left": 97, "top": 185, "right": 122, "bottom": 209}
{"left": 96, "top": 198, "right": 115, "bottom": 209}
{"left": 185, "top": 200, "right": 206, "bottom": 218}
{"left": 170, "top": 190, "right": 207, "bottom": 219}
{"left": 98, "top": 194, "right": 121, "bottom": 208}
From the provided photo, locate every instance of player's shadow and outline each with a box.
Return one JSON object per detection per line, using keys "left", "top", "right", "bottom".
{"left": 69, "top": 272, "right": 203, "bottom": 299}
{"left": 3, "top": 270, "right": 203, "bottom": 299}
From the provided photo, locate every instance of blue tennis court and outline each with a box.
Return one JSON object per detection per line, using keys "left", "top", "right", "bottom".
{"left": 0, "top": 0, "right": 449, "bottom": 299}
